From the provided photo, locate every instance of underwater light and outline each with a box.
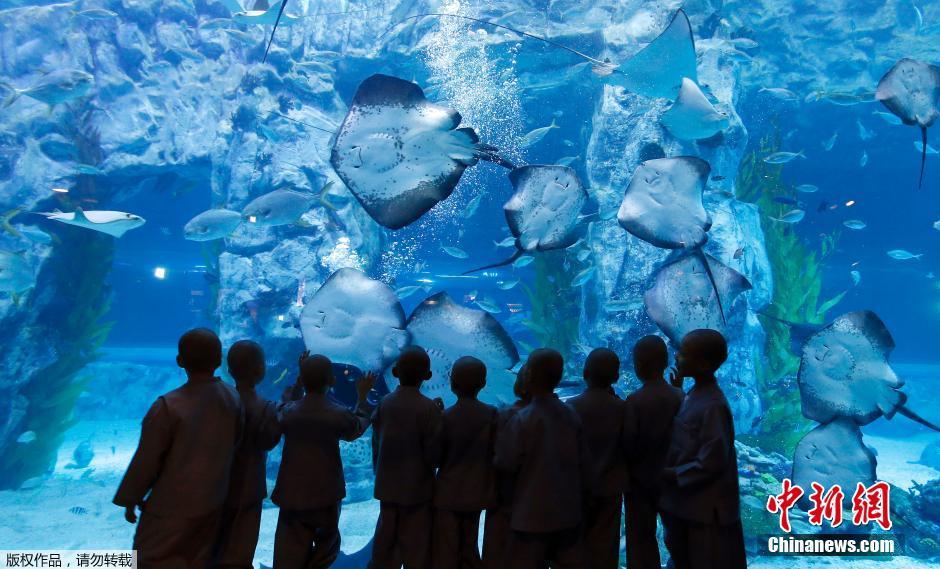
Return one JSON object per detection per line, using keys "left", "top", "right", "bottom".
{"left": 277, "top": 314, "right": 285, "bottom": 322}
{"left": 248, "top": 215, "right": 257, "bottom": 223}
{"left": 153, "top": 267, "right": 167, "bottom": 279}
{"left": 845, "top": 200, "right": 856, "bottom": 207}
{"left": 52, "top": 187, "right": 69, "bottom": 193}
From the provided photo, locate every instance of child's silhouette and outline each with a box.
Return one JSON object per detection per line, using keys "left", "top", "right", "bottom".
{"left": 432, "top": 356, "right": 499, "bottom": 569}
{"left": 273, "top": 351, "right": 374, "bottom": 569}
{"left": 482, "top": 364, "right": 531, "bottom": 569}
{"left": 368, "top": 346, "right": 443, "bottom": 569}
{"left": 495, "top": 348, "right": 591, "bottom": 569}
{"left": 659, "top": 329, "right": 747, "bottom": 569}
{"left": 622, "top": 335, "right": 684, "bottom": 569}
{"left": 212, "top": 340, "right": 282, "bottom": 568}
{"left": 568, "top": 348, "right": 626, "bottom": 569}
{"left": 114, "top": 328, "right": 243, "bottom": 569}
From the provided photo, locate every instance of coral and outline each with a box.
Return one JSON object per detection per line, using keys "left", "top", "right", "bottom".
{"left": 736, "top": 134, "right": 845, "bottom": 455}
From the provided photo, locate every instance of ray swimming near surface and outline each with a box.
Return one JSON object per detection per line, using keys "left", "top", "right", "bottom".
{"left": 383, "top": 9, "right": 696, "bottom": 100}
{"left": 876, "top": 58, "right": 940, "bottom": 189}
{"left": 660, "top": 78, "right": 730, "bottom": 140}
{"left": 463, "top": 165, "right": 588, "bottom": 273}
{"left": 330, "top": 74, "right": 514, "bottom": 230}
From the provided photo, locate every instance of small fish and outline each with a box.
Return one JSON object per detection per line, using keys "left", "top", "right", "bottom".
{"left": 441, "top": 246, "right": 468, "bottom": 259}
{"left": 873, "top": 111, "right": 903, "bottom": 125}
{"left": 68, "top": 506, "right": 88, "bottom": 516}
{"left": 933, "top": 220, "right": 940, "bottom": 231}
{"left": 733, "top": 247, "right": 744, "bottom": 259}
{"left": 770, "top": 209, "right": 805, "bottom": 223}
{"left": 850, "top": 270, "right": 861, "bottom": 286}
{"left": 497, "top": 279, "right": 519, "bottom": 290}
{"left": 856, "top": 120, "right": 874, "bottom": 141}
{"left": 513, "top": 255, "right": 534, "bottom": 268}
{"left": 731, "top": 37, "right": 759, "bottom": 50}
{"left": 519, "top": 119, "right": 559, "bottom": 148}
{"left": 562, "top": 139, "right": 575, "bottom": 147}
{"left": 474, "top": 298, "right": 502, "bottom": 314}
{"left": 759, "top": 87, "right": 799, "bottom": 100}
{"left": 74, "top": 164, "right": 104, "bottom": 176}
{"left": 462, "top": 194, "right": 483, "bottom": 218}
{"left": 859, "top": 151, "right": 868, "bottom": 167}
{"left": 822, "top": 132, "right": 838, "bottom": 151}
{"left": 494, "top": 236, "right": 516, "bottom": 248}
{"left": 467, "top": 290, "right": 479, "bottom": 301}
{"left": 773, "top": 196, "right": 800, "bottom": 206}
{"left": 554, "top": 155, "right": 578, "bottom": 167}
{"left": 711, "top": 175, "right": 726, "bottom": 181}
{"left": 843, "top": 219, "right": 866, "bottom": 230}
{"left": 571, "top": 266, "right": 596, "bottom": 287}
{"left": 887, "top": 249, "right": 922, "bottom": 260}
{"left": 914, "top": 141, "right": 939, "bottom": 155}
{"left": 2, "top": 69, "right": 94, "bottom": 108}
{"left": 795, "top": 184, "right": 819, "bottom": 193}
{"left": 395, "top": 285, "right": 424, "bottom": 299}
{"left": 763, "top": 151, "right": 805, "bottom": 164}
{"left": 74, "top": 8, "right": 119, "bottom": 19}
{"left": 16, "top": 431, "right": 37, "bottom": 444}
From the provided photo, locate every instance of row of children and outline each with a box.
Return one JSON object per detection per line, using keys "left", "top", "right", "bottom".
{"left": 114, "top": 327, "right": 747, "bottom": 569}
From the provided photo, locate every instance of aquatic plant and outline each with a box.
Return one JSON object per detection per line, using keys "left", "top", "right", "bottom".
{"left": 519, "top": 249, "right": 585, "bottom": 366}
{"left": 0, "top": 111, "right": 114, "bottom": 489}
{"left": 736, "top": 134, "right": 845, "bottom": 455}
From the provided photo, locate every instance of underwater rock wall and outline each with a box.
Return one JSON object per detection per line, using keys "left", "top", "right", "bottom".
{"left": 579, "top": 3, "right": 771, "bottom": 431}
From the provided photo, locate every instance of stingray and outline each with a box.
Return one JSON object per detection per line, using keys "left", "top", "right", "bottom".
{"left": 299, "top": 268, "right": 410, "bottom": 374}
{"left": 797, "top": 310, "right": 940, "bottom": 430}
{"left": 660, "top": 78, "right": 730, "bottom": 140}
{"left": 330, "top": 74, "right": 512, "bottom": 230}
{"left": 791, "top": 418, "right": 876, "bottom": 511}
{"left": 384, "top": 292, "right": 520, "bottom": 405}
{"left": 384, "top": 9, "right": 695, "bottom": 100}
{"left": 465, "top": 165, "right": 588, "bottom": 273}
{"left": 876, "top": 58, "right": 940, "bottom": 189}
{"left": 37, "top": 208, "right": 146, "bottom": 238}
{"left": 643, "top": 251, "right": 752, "bottom": 344}
{"left": 606, "top": 10, "right": 698, "bottom": 99}
{"left": 618, "top": 156, "right": 712, "bottom": 249}
{"left": 618, "top": 156, "right": 731, "bottom": 323}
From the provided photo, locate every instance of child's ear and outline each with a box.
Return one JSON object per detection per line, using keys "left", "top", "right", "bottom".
{"left": 176, "top": 354, "right": 185, "bottom": 369}
{"left": 392, "top": 366, "right": 400, "bottom": 378}
{"left": 424, "top": 370, "right": 433, "bottom": 380}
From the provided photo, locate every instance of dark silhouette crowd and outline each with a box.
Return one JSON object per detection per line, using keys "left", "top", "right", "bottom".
{"left": 114, "top": 327, "right": 747, "bottom": 569}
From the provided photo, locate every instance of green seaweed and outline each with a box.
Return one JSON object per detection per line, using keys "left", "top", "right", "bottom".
{"left": 0, "top": 109, "right": 115, "bottom": 489}
{"left": 519, "top": 249, "right": 585, "bottom": 365}
{"left": 737, "top": 134, "right": 845, "bottom": 455}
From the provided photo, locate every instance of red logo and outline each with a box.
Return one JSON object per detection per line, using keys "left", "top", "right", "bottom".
{"left": 766, "top": 480, "right": 891, "bottom": 532}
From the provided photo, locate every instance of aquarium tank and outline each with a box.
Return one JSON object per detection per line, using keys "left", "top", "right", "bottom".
{"left": 0, "top": 0, "right": 939, "bottom": 566}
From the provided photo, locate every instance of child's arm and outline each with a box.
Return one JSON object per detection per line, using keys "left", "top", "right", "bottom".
{"left": 113, "top": 398, "right": 172, "bottom": 522}
{"left": 256, "top": 400, "right": 283, "bottom": 451}
{"left": 340, "top": 372, "right": 376, "bottom": 441}
{"left": 663, "top": 404, "right": 732, "bottom": 488}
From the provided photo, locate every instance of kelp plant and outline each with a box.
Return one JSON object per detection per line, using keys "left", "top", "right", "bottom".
{"left": 0, "top": 109, "right": 115, "bottom": 489}
{"left": 519, "top": 248, "right": 586, "bottom": 365}
{"left": 736, "top": 134, "right": 845, "bottom": 456}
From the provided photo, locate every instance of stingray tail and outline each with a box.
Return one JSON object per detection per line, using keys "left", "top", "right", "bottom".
{"left": 918, "top": 126, "right": 927, "bottom": 189}
{"left": 695, "top": 247, "right": 726, "bottom": 324}
{"left": 262, "top": 0, "right": 289, "bottom": 63}
{"left": 899, "top": 404, "right": 940, "bottom": 432}
{"left": 462, "top": 249, "right": 524, "bottom": 275}
{"left": 380, "top": 14, "right": 610, "bottom": 67}
{"left": 475, "top": 143, "right": 516, "bottom": 170}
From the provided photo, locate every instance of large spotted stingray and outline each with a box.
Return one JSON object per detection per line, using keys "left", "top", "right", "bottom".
{"left": 618, "top": 156, "right": 734, "bottom": 324}
{"left": 384, "top": 292, "right": 520, "bottom": 406}
{"left": 876, "top": 58, "right": 940, "bottom": 189}
{"left": 299, "top": 268, "right": 410, "bottom": 374}
{"left": 330, "top": 74, "right": 512, "bottom": 230}
{"left": 465, "top": 165, "right": 588, "bottom": 273}
{"left": 643, "top": 251, "right": 752, "bottom": 344}
{"left": 797, "top": 310, "right": 939, "bottom": 429}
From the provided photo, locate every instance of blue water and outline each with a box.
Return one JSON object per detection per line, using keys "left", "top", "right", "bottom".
{"left": 2, "top": 0, "right": 940, "bottom": 564}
